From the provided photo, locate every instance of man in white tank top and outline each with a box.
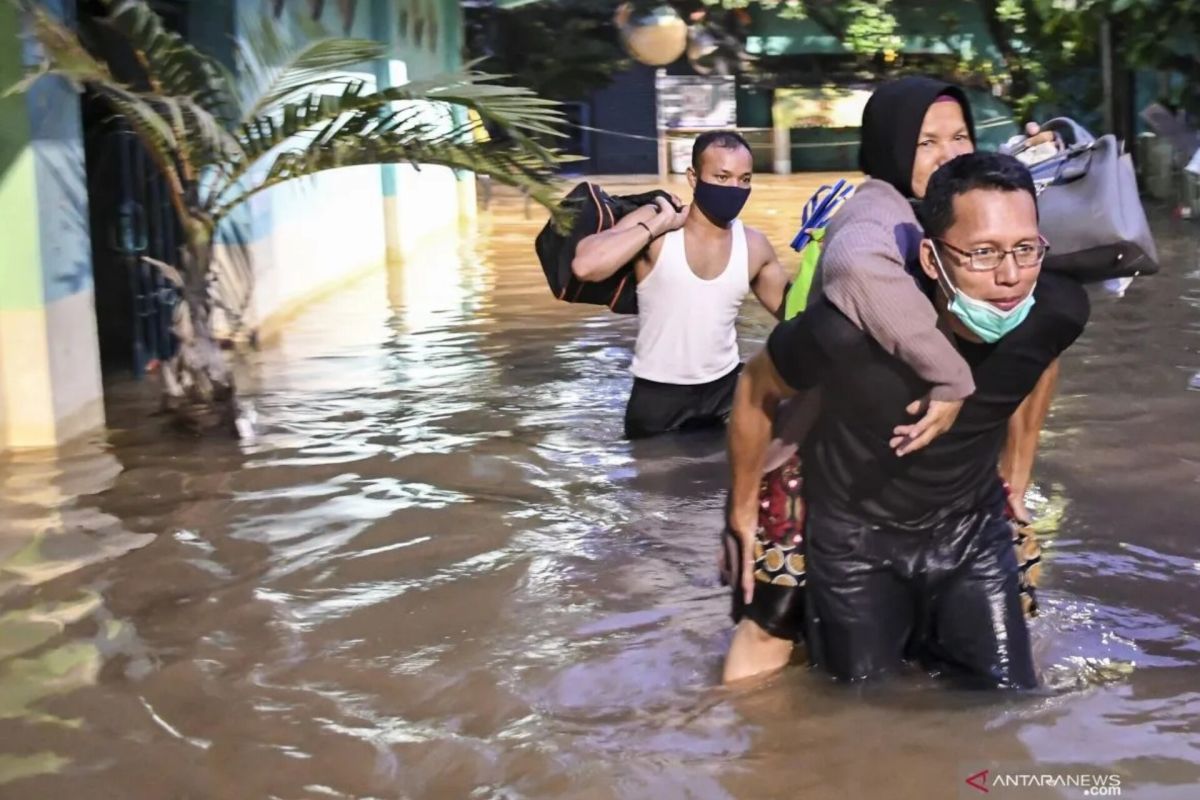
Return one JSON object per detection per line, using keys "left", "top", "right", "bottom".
{"left": 571, "top": 132, "right": 792, "bottom": 439}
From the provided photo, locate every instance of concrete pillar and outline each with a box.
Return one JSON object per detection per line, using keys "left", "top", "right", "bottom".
{"left": 379, "top": 56, "right": 413, "bottom": 263}
{"left": 0, "top": 3, "right": 105, "bottom": 451}
{"left": 376, "top": 0, "right": 476, "bottom": 264}
{"left": 773, "top": 121, "right": 792, "bottom": 175}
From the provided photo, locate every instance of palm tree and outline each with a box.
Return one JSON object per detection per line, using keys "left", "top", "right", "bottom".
{"left": 11, "top": 0, "right": 568, "bottom": 433}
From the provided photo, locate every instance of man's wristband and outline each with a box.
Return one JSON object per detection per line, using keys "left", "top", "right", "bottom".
{"left": 637, "top": 221, "right": 653, "bottom": 245}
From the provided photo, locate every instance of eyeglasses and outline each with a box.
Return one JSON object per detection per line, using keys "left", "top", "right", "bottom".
{"left": 935, "top": 237, "right": 1049, "bottom": 272}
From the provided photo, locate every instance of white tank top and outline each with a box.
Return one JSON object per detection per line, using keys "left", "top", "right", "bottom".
{"left": 631, "top": 220, "right": 750, "bottom": 384}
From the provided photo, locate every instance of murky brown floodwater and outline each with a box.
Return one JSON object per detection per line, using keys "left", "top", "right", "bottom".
{"left": 1, "top": 175, "right": 1199, "bottom": 799}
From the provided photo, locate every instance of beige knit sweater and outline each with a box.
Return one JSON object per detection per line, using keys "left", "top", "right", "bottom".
{"left": 809, "top": 179, "right": 975, "bottom": 401}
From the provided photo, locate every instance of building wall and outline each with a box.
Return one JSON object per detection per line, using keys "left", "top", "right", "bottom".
{"left": 205, "top": 0, "right": 388, "bottom": 340}
{"left": 588, "top": 64, "right": 658, "bottom": 174}
{"left": 206, "top": 0, "right": 469, "bottom": 340}
{"left": 0, "top": 0, "right": 471, "bottom": 450}
{"left": 0, "top": 0, "right": 105, "bottom": 450}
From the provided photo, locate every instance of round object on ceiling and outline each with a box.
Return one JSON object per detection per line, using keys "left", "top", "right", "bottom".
{"left": 615, "top": 3, "right": 688, "bottom": 67}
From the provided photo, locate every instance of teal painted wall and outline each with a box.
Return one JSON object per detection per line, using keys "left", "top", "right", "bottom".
{"left": 232, "top": 0, "right": 389, "bottom": 242}
{"left": 376, "top": 0, "right": 465, "bottom": 198}
{"left": 190, "top": 0, "right": 467, "bottom": 235}
{"left": 186, "top": 0, "right": 236, "bottom": 70}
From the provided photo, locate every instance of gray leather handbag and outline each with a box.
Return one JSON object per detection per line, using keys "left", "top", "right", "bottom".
{"left": 1029, "top": 118, "right": 1159, "bottom": 280}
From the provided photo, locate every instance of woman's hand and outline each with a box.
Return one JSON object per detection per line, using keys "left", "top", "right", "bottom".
{"left": 1004, "top": 122, "right": 1061, "bottom": 158}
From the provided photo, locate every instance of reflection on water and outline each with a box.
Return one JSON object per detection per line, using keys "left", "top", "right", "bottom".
{"left": 0, "top": 176, "right": 1198, "bottom": 799}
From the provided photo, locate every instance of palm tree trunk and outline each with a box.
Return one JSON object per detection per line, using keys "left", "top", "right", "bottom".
{"left": 159, "top": 224, "right": 238, "bottom": 434}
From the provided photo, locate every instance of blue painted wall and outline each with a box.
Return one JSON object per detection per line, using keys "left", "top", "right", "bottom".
{"left": 21, "top": 0, "right": 94, "bottom": 306}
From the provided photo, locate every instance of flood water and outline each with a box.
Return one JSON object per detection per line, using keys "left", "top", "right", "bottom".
{"left": 1, "top": 175, "right": 1199, "bottom": 799}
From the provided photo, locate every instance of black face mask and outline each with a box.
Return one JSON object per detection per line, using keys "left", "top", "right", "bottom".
{"left": 693, "top": 179, "right": 750, "bottom": 226}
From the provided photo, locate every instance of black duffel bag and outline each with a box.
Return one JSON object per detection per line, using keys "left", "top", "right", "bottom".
{"left": 535, "top": 182, "right": 679, "bottom": 315}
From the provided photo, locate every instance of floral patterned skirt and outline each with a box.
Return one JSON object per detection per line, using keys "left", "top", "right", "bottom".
{"left": 743, "top": 455, "right": 1042, "bottom": 619}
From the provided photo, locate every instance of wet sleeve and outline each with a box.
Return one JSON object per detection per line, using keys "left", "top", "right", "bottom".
{"left": 1038, "top": 273, "right": 1091, "bottom": 356}
{"left": 969, "top": 274, "right": 1091, "bottom": 417}
{"left": 820, "top": 220, "right": 976, "bottom": 402}
{"left": 766, "top": 307, "right": 824, "bottom": 392}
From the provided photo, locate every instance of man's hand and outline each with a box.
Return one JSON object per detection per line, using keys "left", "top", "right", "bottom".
{"left": 725, "top": 351, "right": 795, "bottom": 604}
{"left": 890, "top": 395, "right": 963, "bottom": 456}
{"left": 1006, "top": 486, "right": 1033, "bottom": 526}
{"left": 725, "top": 501, "right": 760, "bottom": 604}
{"left": 649, "top": 195, "right": 688, "bottom": 236}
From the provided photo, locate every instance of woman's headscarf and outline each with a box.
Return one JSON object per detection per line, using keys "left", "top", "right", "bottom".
{"left": 858, "top": 77, "right": 977, "bottom": 198}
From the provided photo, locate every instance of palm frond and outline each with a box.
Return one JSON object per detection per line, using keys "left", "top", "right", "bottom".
{"left": 374, "top": 68, "right": 568, "bottom": 141}
{"left": 16, "top": 2, "right": 117, "bottom": 90}
{"left": 205, "top": 70, "right": 567, "bottom": 212}
{"left": 212, "top": 126, "right": 569, "bottom": 228}
{"left": 200, "top": 78, "right": 364, "bottom": 211}
{"left": 95, "top": 0, "right": 238, "bottom": 121}
{"left": 240, "top": 70, "right": 567, "bottom": 161}
{"left": 233, "top": 11, "right": 384, "bottom": 122}
{"left": 92, "top": 84, "right": 192, "bottom": 223}
{"left": 235, "top": 77, "right": 372, "bottom": 162}
{"left": 14, "top": 2, "right": 245, "bottom": 181}
{"left": 238, "top": 35, "right": 386, "bottom": 123}
{"left": 11, "top": 7, "right": 180, "bottom": 172}
{"left": 162, "top": 94, "right": 248, "bottom": 179}
{"left": 101, "top": 86, "right": 179, "bottom": 155}
{"left": 2, "top": 61, "right": 50, "bottom": 98}
{"left": 16, "top": 1, "right": 569, "bottom": 234}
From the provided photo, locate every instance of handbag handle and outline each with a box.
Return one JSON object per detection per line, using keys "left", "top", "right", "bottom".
{"left": 1039, "top": 117, "right": 1097, "bottom": 148}
{"left": 1028, "top": 116, "right": 1099, "bottom": 194}
{"left": 1056, "top": 143, "right": 1096, "bottom": 182}
{"left": 1030, "top": 136, "right": 1104, "bottom": 194}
